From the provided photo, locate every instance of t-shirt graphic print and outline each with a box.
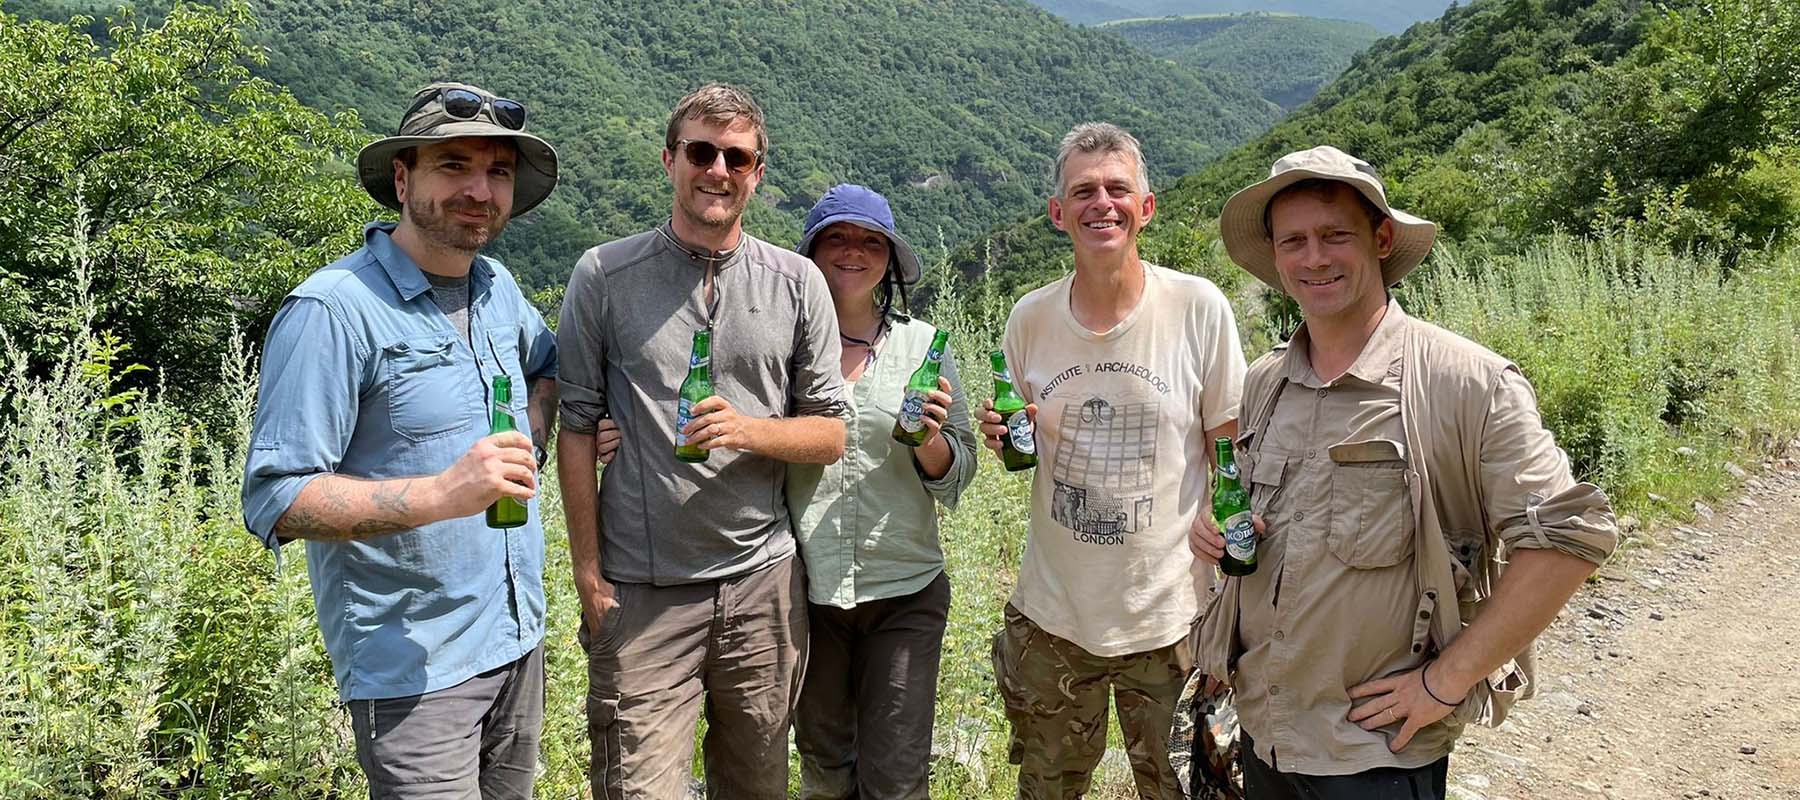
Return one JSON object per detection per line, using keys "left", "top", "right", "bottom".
{"left": 1051, "top": 394, "right": 1160, "bottom": 543}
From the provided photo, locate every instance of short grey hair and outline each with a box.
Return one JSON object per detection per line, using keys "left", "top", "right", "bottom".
{"left": 1051, "top": 123, "right": 1150, "bottom": 197}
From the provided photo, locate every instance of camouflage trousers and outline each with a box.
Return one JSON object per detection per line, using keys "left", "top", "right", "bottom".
{"left": 990, "top": 603, "right": 1194, "bottom": 800}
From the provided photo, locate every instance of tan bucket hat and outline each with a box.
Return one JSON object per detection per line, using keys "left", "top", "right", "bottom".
{"left": 357, "top": 82, "right": 559, "bottom": 218}
{"left": 1219, "top": 146, "right": 1436, "bottom": 293}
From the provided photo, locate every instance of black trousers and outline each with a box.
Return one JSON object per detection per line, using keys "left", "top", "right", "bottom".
{"left": 1239, "top": 733, "right": 1448, "bottom": 800}
{"left": 794, "top": 571, "right": 951, "bottom": 800}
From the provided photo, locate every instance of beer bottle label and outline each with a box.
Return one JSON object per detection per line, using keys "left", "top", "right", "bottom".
{"left": 1218, "top": 460, "right": 1239, "bottom": 480}
{"left": 675, "top": 397, "right": 695, "bottom": 446}
{"left": 689, "top": 352, "right": 709, "bottom": 369}
{"left": 1222, "top": 511, "right": 1256, "bottom": 561}
{"left": 897, "top": 389, "right": 928, "bottom": 433}
{"left": 1006, "top": 410, "right": 1036, "bottom": 455}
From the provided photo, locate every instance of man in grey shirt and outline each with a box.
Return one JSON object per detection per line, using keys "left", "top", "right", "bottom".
{"left": 556, "top": 83, "right": 849, "bottom": 799}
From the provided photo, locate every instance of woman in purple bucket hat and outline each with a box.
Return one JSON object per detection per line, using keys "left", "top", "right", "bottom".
{"left": 785, "top": 184, "right": 979, "bottom": 798}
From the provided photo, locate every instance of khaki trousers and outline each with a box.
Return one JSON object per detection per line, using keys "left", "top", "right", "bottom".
{"left": 581, "top": 556, "right": 807, "bottom": 800}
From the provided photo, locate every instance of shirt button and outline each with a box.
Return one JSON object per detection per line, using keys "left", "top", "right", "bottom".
{"left": 1419, "top": 609, "right": 1433, "bottom": 620}
{"left": 1293, "top": 511, "right": 1305, "bottom": 522}
{"left": 1305, "top": 449, "right": 1316, "bottom": 459}
{"left": 1269, "top": 684, "right": 1281, "bottom": 696}
{"left": 1273, "top": 630, "right": 1285, "bottom": 641}
{"left": 1316, "top": 389, "right": 1327, "bottom": 398}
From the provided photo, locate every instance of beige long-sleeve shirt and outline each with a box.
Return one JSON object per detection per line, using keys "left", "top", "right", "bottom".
{"left": 1209, "top": 300, "right": 1619, "bottom": 775}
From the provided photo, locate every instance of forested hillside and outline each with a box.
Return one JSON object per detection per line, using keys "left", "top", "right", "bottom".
{"left": 7, "top": 1, "right": 1800, "bottom": 797}
{"left": 963, "top": 0, "right": 1800, "bottom": 296}
{"left": 16, "top": 0, "right": 1281, "bottom": 294}
{"left": 1103, "top": 13, "right": 1383, "bottom": 109}
{"left": 1029, "top": 0, "right": 1453, "bottom": 32}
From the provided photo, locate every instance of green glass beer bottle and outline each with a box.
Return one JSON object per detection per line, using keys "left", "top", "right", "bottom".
{"left": 486, "top": 374, "right": 528, "bottom": 529}
{"left": 893, "top": 330, "right": 951, "bottom": 447}
{"left": 991, "top": 350, "right": 1037, "bottom": 472}
{"left": 675, "top": 329, "right": 713, "bottom": 464}
{"left": 1213, "top": 437, "right": 1257, "bottom": 576}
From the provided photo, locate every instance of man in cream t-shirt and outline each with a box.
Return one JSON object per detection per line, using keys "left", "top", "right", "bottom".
{"left": 979, "top": 122, "right": 1245, "bottom": 799}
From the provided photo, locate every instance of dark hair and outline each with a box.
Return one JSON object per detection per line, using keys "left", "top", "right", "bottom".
{"left": 1263, "top": 178, "right": 1387, "bottom": 238}
{"left": 877, "top": 257, "right": 910, "bottom": 319}
{"left": 665, "top": 83, "right": 768, "bottom": 157}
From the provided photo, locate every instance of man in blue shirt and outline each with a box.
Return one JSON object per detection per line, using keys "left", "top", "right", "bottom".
{"left": 241, "top": 82, "right": 560, "bottom": 798}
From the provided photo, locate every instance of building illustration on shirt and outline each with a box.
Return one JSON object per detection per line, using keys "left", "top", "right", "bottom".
{"left": 1050, "top": 395, "right": 1160, "bottom": 544}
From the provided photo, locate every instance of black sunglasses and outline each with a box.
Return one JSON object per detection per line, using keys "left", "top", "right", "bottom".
{"left": 404, "top": 87, "right": 527, "bottom": 131}
{"left": 676, "top": 138, "right": 762, "bottom": 174}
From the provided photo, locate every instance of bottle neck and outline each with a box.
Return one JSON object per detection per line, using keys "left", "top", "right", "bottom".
{"left": 1215, "top": 448, "right": 1241, "bottom": 490}
{"left": 689, "top": 332, "right": 712, "bottom": 377}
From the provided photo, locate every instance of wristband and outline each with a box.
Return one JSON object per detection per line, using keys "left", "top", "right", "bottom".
{"left": 1421, "top": 661, "right": 1458, "bottom": 707}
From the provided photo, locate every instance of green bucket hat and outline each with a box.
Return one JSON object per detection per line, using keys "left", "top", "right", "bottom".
{"left": 356, "top": 82, "right": 560, "bottom": 218}
{"left": 1220, "top": 146, "right": 1436, "bottom": 293}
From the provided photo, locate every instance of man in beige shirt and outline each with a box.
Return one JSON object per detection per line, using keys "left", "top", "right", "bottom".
{"left": 1190, "top": 146, "right": 1618, "bottom": 798}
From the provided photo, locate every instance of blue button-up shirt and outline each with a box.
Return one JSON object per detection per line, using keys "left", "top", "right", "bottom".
{"left": 241, "top": 222, "right": 557, "bottom": 702}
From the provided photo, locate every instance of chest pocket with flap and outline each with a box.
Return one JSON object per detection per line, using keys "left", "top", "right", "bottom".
{"left": 1325, "top": 438, "right": 1414, "bottom": 568}
{"left": 383, "top": 334, "right": 477, "bottom": 442}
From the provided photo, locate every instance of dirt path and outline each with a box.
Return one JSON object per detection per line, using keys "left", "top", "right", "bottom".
{"left": 1450, "top": 465, "right": 1800, "bottom": 800}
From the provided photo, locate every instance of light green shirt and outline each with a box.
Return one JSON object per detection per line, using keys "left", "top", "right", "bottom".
{"left": 787, "top": 315, "right": 979, "bottom": 608}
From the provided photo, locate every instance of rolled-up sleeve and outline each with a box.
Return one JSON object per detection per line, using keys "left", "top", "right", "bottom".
{"left": 519, "top": 296, "right": 558, "bottom": 381}
{"left": 556, "top": 249, "right": 609, "bottom": 434}
{"left": 918, "top": 343, "right": 979, "bottom": 510}
{"left": 1480, "top": 368, "right": 1619, "bottom": 565}
{"left": 241, "top": 297, "right": 363, "bottom": 548}
{"left": 788, "top": 267, "right": 850, "bottom": 419}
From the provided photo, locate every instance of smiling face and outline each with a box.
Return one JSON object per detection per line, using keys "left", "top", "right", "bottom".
{"left": 662, "top": 115, "right": 764, "bottom": 233}
{"left": 1048, "top": 149, "right": 1155, "bottom": 257}
{"left": 1267, "top": 181, "right": 1395, "bottom": 326}
{"left": 394, "top": 137, "right": 517, "bottom": 252}
{"left": 809, "top": 221, "right": 891, "bottom": 306}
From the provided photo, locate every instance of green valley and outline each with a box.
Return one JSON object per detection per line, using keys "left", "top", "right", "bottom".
{"left": 1102, "top": 13, "right": 1383, "bottom": 109}
{"left": 962, "top": 0, "right": 1799, "bottom": 303}
{"left": 1028, "top": 0, "right": 1455, "bottom": 33}
{"left": 15, "top": 0, "right": 1282, "bottom": 294}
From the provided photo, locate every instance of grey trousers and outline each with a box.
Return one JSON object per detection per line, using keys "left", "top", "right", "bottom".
{"left": 347, "top": 643, "right": 544, "bottom": 800}
{"left": 795, "top": 571, "right": 951, "bottom": 800}
{"left": 581, "top": 556, "right": 808, "bottom": 800}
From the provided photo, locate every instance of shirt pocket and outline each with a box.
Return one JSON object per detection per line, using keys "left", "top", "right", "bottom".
{"left": 483, "top": 326, "right": 528, "bottom": 417}
{"left": 1325, "top": 438, "right": 1414, "bottom": 568}
{"left": 382, "top": 333, "right": 477, "bottom": 442}
{"left": 1238, "top": 436, "right": 1286, "bottom": 520}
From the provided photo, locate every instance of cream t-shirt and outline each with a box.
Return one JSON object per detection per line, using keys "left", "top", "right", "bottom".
{"left": 1004, "top": 262, "right": 1246, "bottom": 656}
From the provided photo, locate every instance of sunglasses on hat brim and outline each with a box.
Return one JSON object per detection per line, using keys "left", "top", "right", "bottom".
{"left": 403, "top": 87, "right": 527, "bottom": 132}
{"left": 675, "top": 138, "right": 762, "bottom": 174}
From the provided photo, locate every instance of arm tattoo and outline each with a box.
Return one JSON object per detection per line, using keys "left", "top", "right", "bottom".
{"left": 371, "top": 480, "right": 415, "bottom": 516}
{"left": 275, "top": 503, "right": 347, "bottom": 541}
{"left": 274, "top": 476, "right": 424, "bottom": 542}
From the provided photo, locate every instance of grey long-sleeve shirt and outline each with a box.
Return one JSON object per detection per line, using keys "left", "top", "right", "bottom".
{"left": 558, "top": 224, "right": 850, "bottom": 585}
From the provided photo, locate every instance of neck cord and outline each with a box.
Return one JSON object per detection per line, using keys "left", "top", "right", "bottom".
{"left": 839, "top": 315, "right": 888, "bottom": 366}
